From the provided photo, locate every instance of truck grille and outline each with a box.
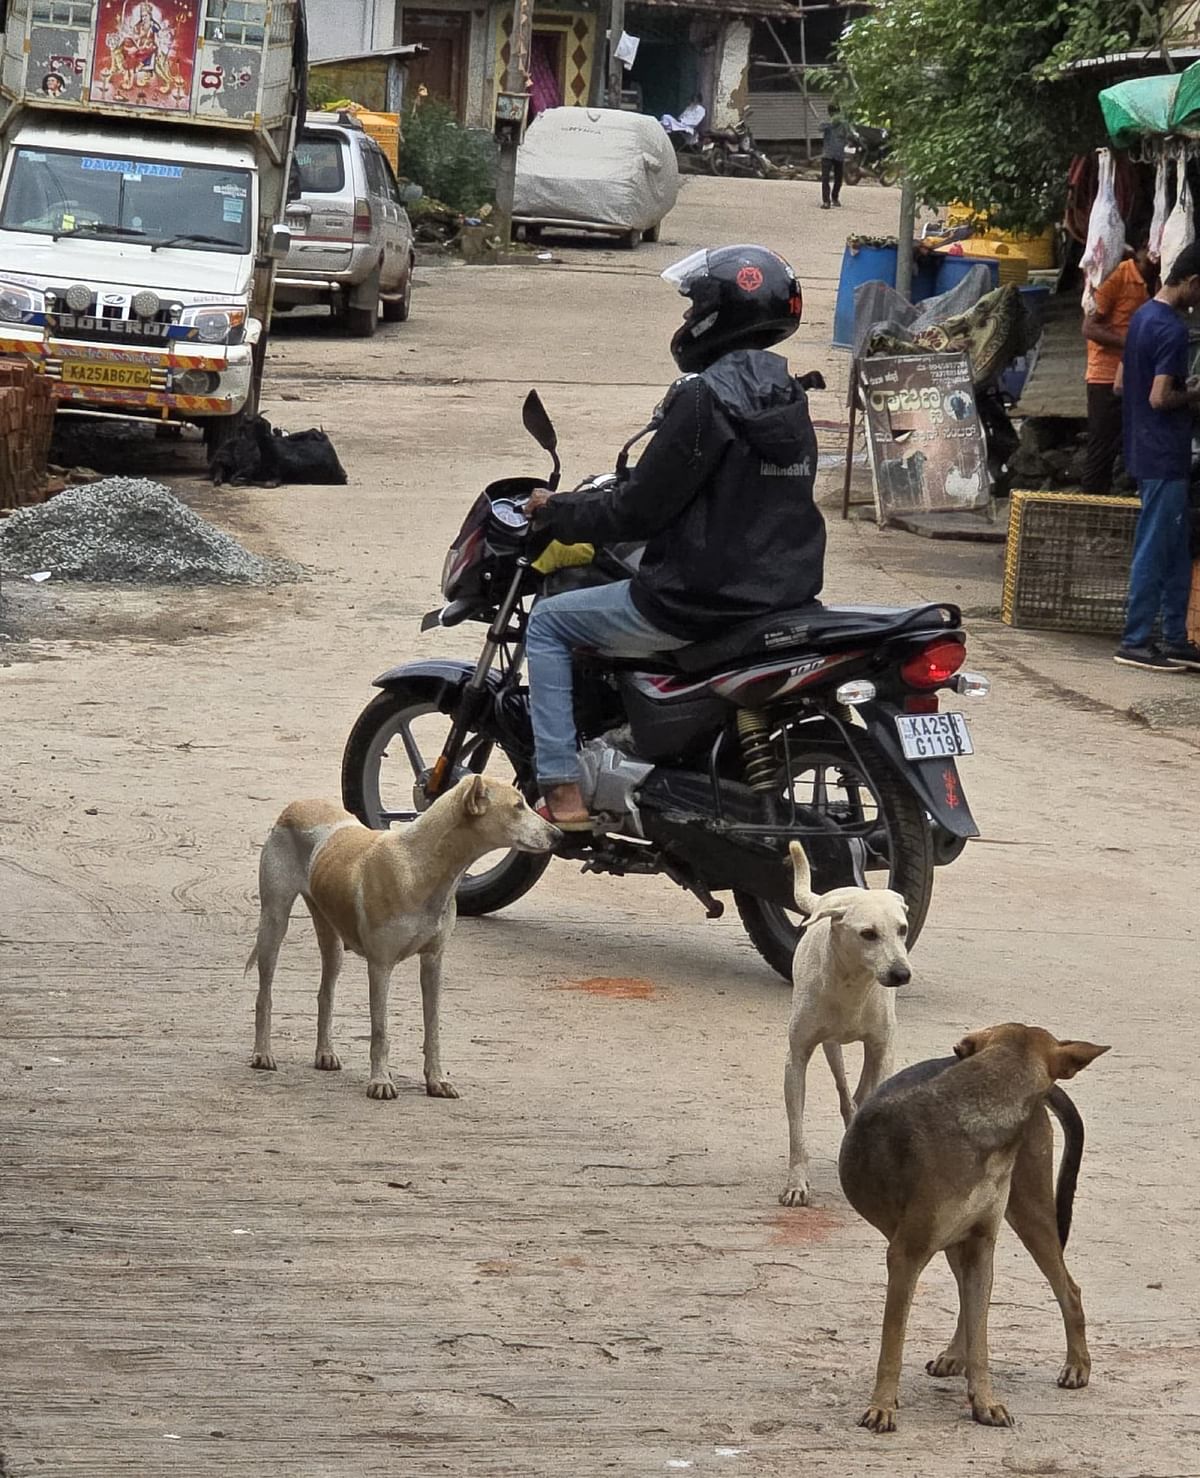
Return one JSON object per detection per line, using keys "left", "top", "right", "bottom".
{"left": 46, "top": 289, "right": 180, "bottom": 348}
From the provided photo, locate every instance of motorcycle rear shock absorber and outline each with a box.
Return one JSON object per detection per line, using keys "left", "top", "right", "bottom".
{"left": 736, "top": 708, "right": 777, "bottom": 792}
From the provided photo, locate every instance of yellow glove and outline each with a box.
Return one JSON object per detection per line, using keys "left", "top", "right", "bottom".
{"left": 532, "top": 540, "right": 595, "bottom": 575}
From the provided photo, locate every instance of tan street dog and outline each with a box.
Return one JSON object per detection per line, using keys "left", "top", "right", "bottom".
{"left": 779, "top": 840, "right": 911, "bottom": 1207}
{"left": 838, "top": 1023, "right": 1109, "bottom": 1433}
{"left": 247, "top": 776, "right": 559, "bottom": 1099}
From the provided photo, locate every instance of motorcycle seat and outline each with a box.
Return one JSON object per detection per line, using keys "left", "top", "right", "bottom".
{"left": 665, "top": 602, "right": 962, "bottom": 675}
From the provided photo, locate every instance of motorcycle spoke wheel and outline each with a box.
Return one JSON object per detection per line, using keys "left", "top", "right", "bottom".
{"left": 341, "top": 686, "right": 551, "bottom": 915}
{"left": 734, "top": 735, "right": 934, "bottom": 981}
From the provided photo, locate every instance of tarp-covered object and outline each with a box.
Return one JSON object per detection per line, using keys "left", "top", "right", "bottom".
{"left": 514, "top": 107, "right": 679, "bottom": 233}
{"left": 1100, "top": 74, "right": 1178, "bottom": 147}
{"left": 1169, "top": 60, "right": 1200, "bottom": 134}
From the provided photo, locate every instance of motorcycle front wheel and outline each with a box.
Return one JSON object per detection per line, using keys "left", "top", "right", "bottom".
{"left": 341, "top": 683, "right": 551, "bottom": 916}
{"left": 733, "top": 732, "right": 935, "bottom": 981}
{"left": 842, "top": 159, "right": 863, "bottom": 187}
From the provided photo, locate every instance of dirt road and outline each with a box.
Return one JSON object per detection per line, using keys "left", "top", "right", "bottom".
{"left": 2, "top": 178, "right": 1197, "bottom": 1477}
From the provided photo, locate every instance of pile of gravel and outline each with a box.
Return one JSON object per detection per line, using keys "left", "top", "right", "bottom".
{"left": 0, "top": 477, "right": 294, "bottom": 585}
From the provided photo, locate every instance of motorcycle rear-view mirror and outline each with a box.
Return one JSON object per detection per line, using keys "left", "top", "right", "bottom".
{"left": 522, "top": 389, "right": 561, "bottom": 489}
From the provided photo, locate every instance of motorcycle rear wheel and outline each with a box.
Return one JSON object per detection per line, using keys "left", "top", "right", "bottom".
{"left": 733, "top": 733, "right": 935, "bottom": 982}
{"left": 341, "top": 684, "right": 551, "bottom": 916}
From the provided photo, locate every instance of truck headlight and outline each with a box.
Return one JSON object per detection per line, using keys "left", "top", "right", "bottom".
{"left": 180, "top": 304, "right": 247, "bottom": 343}
{"left": 0, "top": 281, "right": 42, "bottom": 321}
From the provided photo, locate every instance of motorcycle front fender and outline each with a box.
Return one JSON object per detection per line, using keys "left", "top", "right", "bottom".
{"left": 372, "top": 659, "right": 503, "bottom": 709}
{"left": 861, "top": 705, "right": 980, "bottom": 840}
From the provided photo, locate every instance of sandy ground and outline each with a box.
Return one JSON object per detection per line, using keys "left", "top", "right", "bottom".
{"left": 2, "top": 177, "right": 1198, "bottom": 1477}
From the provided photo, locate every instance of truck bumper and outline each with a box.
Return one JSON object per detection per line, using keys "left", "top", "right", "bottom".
{"left": 0, "top": 330, "right": 253, "bottom": 419}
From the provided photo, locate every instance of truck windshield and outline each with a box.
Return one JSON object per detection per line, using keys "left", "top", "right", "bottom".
{"left": 0, "top": 147, "right": 253, "bottom": 252}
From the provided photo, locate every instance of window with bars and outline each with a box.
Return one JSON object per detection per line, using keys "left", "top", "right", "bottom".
{"left": 203, "top": 1, "right": 267, "bottom": 46}
{"left": 32, "top": 1, "right": 94, "bottom": 25}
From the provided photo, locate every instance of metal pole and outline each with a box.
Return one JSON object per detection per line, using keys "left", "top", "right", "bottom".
{"left": 608, "top": 0, "right": 626, "bottom": 107}
{"left": 896, "top": 175, "right": 916, "bottom": 301}
{"left": 799, "top": 3, "right": 810, "bottom": 163}
{"left": 494, "top": 0, "right": 535, "bottom": 247}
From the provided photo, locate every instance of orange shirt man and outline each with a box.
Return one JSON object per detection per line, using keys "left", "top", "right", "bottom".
{"left": 1082, "top": 247, "right": 1154, "bottom": 492}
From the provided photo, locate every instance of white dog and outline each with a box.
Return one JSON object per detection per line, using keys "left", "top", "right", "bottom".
{"left": 780, "top": 841, "right": 912, "bottom": 1207}
{"left": 246, "top": 775, "right": 559, "bottom": 1100}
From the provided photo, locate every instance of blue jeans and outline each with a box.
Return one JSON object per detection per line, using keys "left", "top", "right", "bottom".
{"left": 525, "top": 580, "right": 687, "bottom": 787}
{"left": 1123, "top": 478, "right": 1192, "bottom": 648}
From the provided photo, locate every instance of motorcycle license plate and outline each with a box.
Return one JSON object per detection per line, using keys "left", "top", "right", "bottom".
{"left": 895, "top": 712, "right": 973, "bottom": 761}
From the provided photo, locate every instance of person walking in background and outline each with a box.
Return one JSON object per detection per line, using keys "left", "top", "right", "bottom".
{"left": 1082, "top": 238, "right": 1154, "bottom": 492}
{"left": 820, "top": 104, "right": 850, "bottom": 210}
{"left": 1113, "top": 240, "right": 1200, "bottom": 672}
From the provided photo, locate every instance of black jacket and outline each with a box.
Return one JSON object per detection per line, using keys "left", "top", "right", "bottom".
{"left": 538, "top": 349, "right": 825, "bottom": 640}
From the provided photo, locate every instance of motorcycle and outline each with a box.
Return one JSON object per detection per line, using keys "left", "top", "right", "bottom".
{"left": 665, "top": 128, "right": 722, "bottom": 176}
{"left": 842, "top": 124, "right": 897, "bottom": 187}
{"left": 341, "top": 393, "right": 986, "bottom": 980}
{"left": 707, "top": 111, "right": 774, "bottom": 180}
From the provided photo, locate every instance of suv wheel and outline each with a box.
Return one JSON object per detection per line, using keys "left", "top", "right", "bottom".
{"left": 382, "top": 262, "right": 413, "bottom": 323}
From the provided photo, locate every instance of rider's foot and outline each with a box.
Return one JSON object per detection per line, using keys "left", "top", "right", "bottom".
{"left": 538, "top": 783, "right": 594, "bottom": 831}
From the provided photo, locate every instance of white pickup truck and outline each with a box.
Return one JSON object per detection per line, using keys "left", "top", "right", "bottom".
{"left": 0, "top": 0, "right": 305, "bottom": 451}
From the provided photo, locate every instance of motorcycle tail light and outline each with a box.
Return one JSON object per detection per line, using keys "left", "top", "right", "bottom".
{"left": 899, "top": 638, "right": 965, "bottom": 690}
{"left": 904, "top": 694, "right": 940, "bottom": 715}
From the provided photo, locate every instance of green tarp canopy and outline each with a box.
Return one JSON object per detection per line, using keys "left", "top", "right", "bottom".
{"left": 1100, "top": 73, "right": 1177, "bottom": 146}
{"left": 1100, "top": 62, "right": 1200, "bottom": 145}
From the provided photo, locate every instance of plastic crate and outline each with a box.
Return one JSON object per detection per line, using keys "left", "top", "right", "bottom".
{"left": 1002, "top": 490, "right": 1140, "bottom": 633}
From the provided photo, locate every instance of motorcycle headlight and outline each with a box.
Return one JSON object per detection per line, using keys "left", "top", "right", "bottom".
{"left": 0, "top": 281, "right": 42, "bottom": 322}
{"left": 181, "top": 304, "right": 247, "bottom": 344}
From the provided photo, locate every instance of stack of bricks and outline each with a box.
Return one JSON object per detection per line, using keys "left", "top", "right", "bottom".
{"left": 0, "top": 360, "right": 55, "bottom": 512}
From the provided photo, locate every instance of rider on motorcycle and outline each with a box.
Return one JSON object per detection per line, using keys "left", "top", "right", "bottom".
{"left": 524, "top": 245, "right": 826, "bottom": 829}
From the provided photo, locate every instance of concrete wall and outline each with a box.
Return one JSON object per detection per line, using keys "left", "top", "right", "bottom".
{"left": 711, "top": 19, "right": 750, "bottom": 130}
{"left": 307, "top": 0, "right": 380, "bottom": 61}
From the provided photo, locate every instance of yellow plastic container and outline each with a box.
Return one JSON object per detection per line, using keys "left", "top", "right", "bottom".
{"left": 321, "top": 101, "right": 402, "bottom": 168}
{"left": 943, "top": 202, "right": 1055, "bottom": 269}
{"left": 951, "top": 238, "right": 1030, "bottom": 286}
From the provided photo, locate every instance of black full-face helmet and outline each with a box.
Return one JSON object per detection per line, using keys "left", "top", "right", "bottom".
{"left": 664, "top": 245, "right": 803, "bottom": 373}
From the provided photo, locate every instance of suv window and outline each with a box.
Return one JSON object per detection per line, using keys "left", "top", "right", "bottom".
{"left": 361, "top": 143, "right": 390, "bottom": 202}
{"left": 295, "top": 133, "right": 346, "bottom": 194}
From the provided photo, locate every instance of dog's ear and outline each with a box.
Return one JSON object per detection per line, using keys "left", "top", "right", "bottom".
{"left": 953, "top": 1027, "right": 993, "bottom": 1059}
{"left": 1049, "top": 1040, "right": 1110, "bottom": 1080}
{"left": 806, "top": 900, "right": 847, "bottom": 927}
{"left": 463, "top": 775, "right": 490, "bottom": 817}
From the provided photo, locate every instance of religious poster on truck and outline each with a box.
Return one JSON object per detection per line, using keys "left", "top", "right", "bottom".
{"left": 90, "top": 0, "right": 200, "bottom": 112}
{"left": 860, "top": 353, "right": 989, "bottom": 523}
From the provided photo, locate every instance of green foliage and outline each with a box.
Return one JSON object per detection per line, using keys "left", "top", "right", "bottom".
{"left": 837, "top": 0, "right": 1171, "bottom": 230}
{"left": 400, "top": 101, "right": 497, "bottom": 215}
{"left": 305, "top": 70, "right": 343, "bottom": 109}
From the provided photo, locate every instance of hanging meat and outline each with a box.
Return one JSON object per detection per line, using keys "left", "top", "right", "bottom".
{"left": 1148, "top": 150, "right": 1170, "bottom": 264}
{"left": 1080, "top": 149, "right": 1126, "bottom": 314}
{"left": 1159, "top": 156, "right": 1195, "bottom": 282}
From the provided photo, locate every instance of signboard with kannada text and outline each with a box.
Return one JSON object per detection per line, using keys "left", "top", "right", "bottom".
{"left": 860, "top": 352, "right": 989, "bottom": 523}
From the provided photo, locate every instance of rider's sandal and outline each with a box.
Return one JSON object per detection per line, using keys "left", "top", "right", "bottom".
{"left": 535, "top": 801, "right": 596, "bottom": 833}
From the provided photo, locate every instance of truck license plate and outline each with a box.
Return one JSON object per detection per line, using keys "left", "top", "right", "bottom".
{"left": 895, "top": 711, "right": 973, "bottom": 761}
{"left": 62, "top": 362, "right": 152, "bottom": 389}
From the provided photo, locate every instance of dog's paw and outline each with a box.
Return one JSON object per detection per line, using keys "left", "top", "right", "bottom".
{"left": 778, "top": 1182, "right": 811, "bottom": 1207}
{"left": 425, "top": 1078, "right": 459, "bottom": 1099}
{"left": 366, "top": 1077, "right": 398, "bottom": 1101}
{"left": 926, "top": 1352, "right": 966, "bottom": 1378}
{"left": 858, "top": 1405, "right": 897, "bottom": 1434}
{"left": 1057, "top": 1362, "right": 1089, "bottom": 1390}
{"left": 250, "top": 1052, "right": 277, "bottom": 1071}
{"left": 314, "top": 1050, "right": 342, "bottom": 1072}
{"left": 970, "top": 1398, "right": 1015, "bottom": 1428}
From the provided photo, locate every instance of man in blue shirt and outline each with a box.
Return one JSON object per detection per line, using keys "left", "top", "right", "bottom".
{"left": 1114, "top": 241, "right": 1200, "bottom": 671}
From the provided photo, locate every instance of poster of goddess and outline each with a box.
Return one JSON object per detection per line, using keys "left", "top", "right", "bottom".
{"left": 90, "top": 0, "right": 198, "bottom": 111}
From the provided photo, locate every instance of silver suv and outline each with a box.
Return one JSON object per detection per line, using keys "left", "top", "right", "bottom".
{"left": 274, "top": 113, "right": 415, "bottom": 337}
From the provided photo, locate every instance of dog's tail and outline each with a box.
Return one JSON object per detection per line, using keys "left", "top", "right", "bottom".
{"left": 244, "top": 941, "right": 259, "bottom": 977}
{"left": 1046, "top": 1084, "right": 1085, "bottom": 1248}
{"left": 788, "top": 841, "right": 819, "bottom": 918}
